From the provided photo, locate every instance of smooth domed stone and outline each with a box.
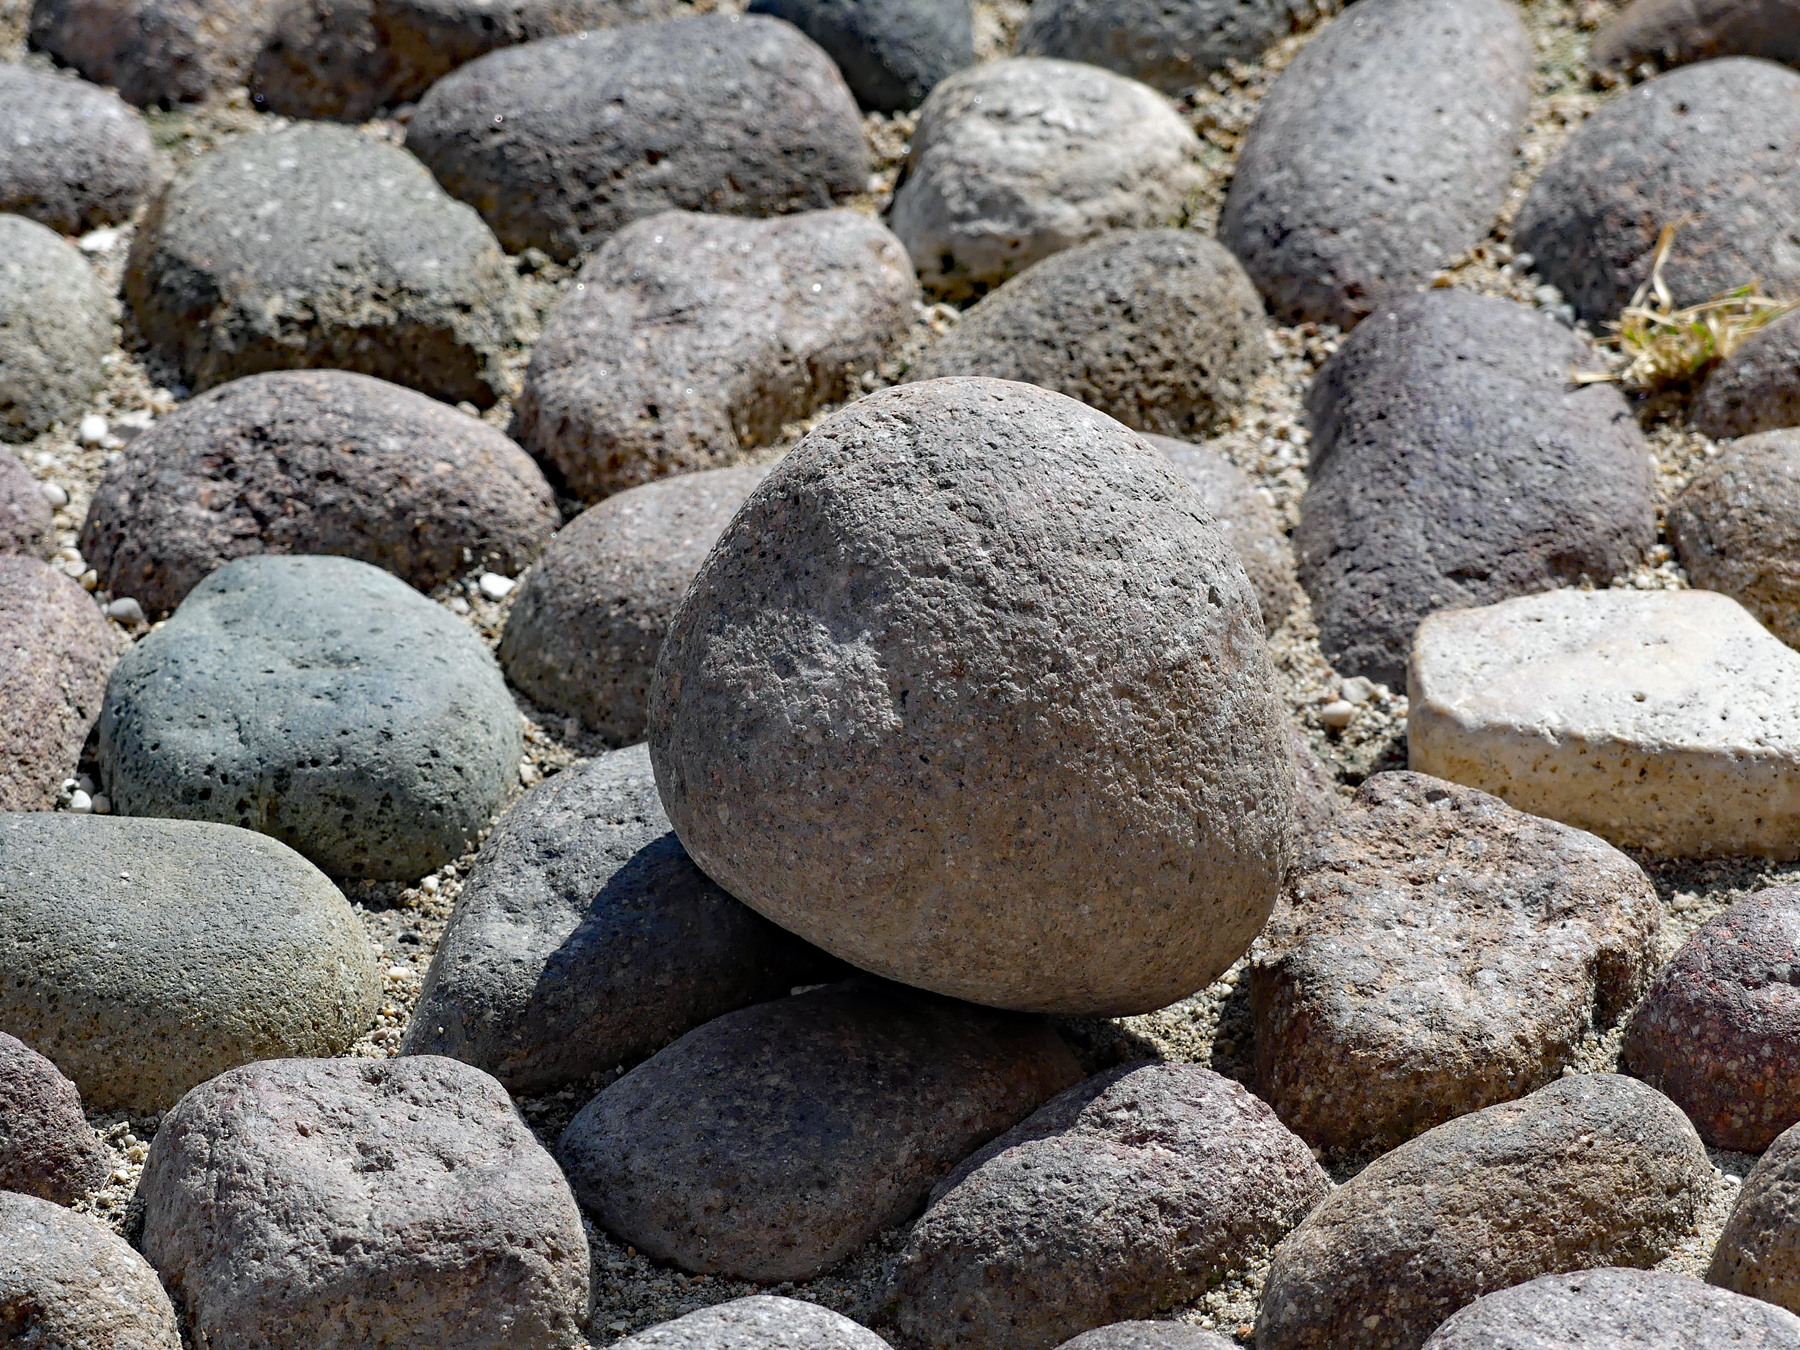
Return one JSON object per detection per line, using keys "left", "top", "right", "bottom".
{"left": 1251, "top": 772, "right": 1660, "bottom": 1156}
{"left": 1146, "top": 434, "right": 1296, "bottom": 632}
{"left": 1593, "top": 0, "right": 1800, "bottom": 80}
{"left": 0, "top": 65, "right": 156, "bottom": 234}
{"left": 1669, "top": 431, "right": 1800, "bottom": 648}
{"left": 907, "top": 230, "right": 1268, "bottom": 441}
{"left": 1695, "top": 313, "right": 1800, "bottom": 439}
{"left": 1409, "top": 589, "right": 1800, "bottom": 858}
{"left": 557, "top": 977, "right": 1083, "bottom": 1281}
{"left": 0, "top": 813, "right": 380, "bottom": 1112}
{"left": 1057, "top": 1327, "right": 1238, "bottom": 1350}
{"left": 1422, "top": 1268, "right": 1800, "bottom": 1350}
{"left": 0, "top": 557, "right": 115, "bottom": 812}
{"left": 1296, "top": 290, "right": 1656, "bottom": 687}
{"left": 1623, "top": 889, "right": 1800, "bottom": 1152}
{"left": 889, "top": 59, "right": 1204, "bottom": 302}
{"left": 0, "top": 451, "right": 53, "bottom": 559}
{"left": 891, "top": 1062, "right": 1329, "bottom": 1350}
{"left": 406, "top": 14, "right": 869, "bottom": 262}
{"left": 125, "top": 123, "right": 519, "bottom": 408}
{"left": 615, "top": 1297, "right": 893, "bottom": 1350}
{"left": 141, "top": 1056, "right": 591, "bottom": 1350}
{"left": 1255, "top": 1074, "right": 1709, "bottom": 1350}
{"left": 1714, "top": 1120, "right": 1800, "bottom": 1314}
{"left": 0, "top": 1031, "right": 109, "bottom": 1205}
{"left": 1, "top": 215, "right": 112, "bottom": 443}
{"left": 402, "top": 743, "right": 840, "bottom": 1095}
{"left": 500, "top": 465, "right": 767, "bottom": 744}
{"left": 28, "top": 0, "right": 282, "bottom": 106}
{"left": 80, "top": 370, "right": 558, "bottom": 619}
{"left": 0, "top": 1191, "right": 182, "bottom": 1349}
{"left": 745, "top": 0, "right": 972, "bottom": 112}
{"left": 647, "top": 378, "right": 1296, "bottom": 1017}
{"left": 1219, "top": 0, "right": 1529, "bottom": 327}
{"left": 1019, "top": 0, "right": 1317, "bottom": 94}
{"left": 513, "top": 210, "right": 915, "bottom": 502}
{"left": 1514, "top": 59, "right": 1800, "bottom": 325}
{"left": 99, "top": 555, "right": 521, "bottom": 880}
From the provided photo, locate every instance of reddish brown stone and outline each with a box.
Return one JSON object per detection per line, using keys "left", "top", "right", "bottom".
{"left": 0, "top": 452, "right": 53, "bottom": 560}
{"left": 0, "top": 557, "right": 115, "bottom": 811}
{"left": 0, "top": 1031, "right": 109, "bottom": 1205}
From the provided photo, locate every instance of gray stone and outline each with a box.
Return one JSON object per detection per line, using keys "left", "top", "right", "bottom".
{"left": 1219, "top": 0, "right": 1530, "bottom": 327}
{"left": 403, "top": 743, "right": 840, "bottom": 1094}
{"left": 513, "top": 209, "right": 915, "bottom": 502}
{"left": 1713, "top": 1119, "right": 1800, "bottom": 1315}
{"left": 0, "top": 214, "right": 111, "bottom": 443}
{"left": 28, "top": 0, "right": 282, "bottom": 106}
{"left": 98, "top": 555, "right": 521, "bottom": 880}
{"left": 406, "top": 14, "right": 869, "bottom": 262}
{"left": 908, "top": 230, "right": 1268, "bottom": 442}
{"left": 0, "top": 1191, "right": 182, "bottom": 1349}
{"left": 0, "top": 65, "right": 156, "bottom": 234}
{"left": 1294, "top": 289, "right": 1656, "bottom": 688}
{"left": 1057, "top": 1327, "right": 1237, "bottom": 1350}
{"left": 0, "top": 1031, "right": 109, "bottom": 1206}
{"left": 1255, "top": 1074, "right": 1710, "bottom": 1350}
{"left": 745, "top": 0, "right": 972, "bottom": 112}
{"left": 0, "top": 812, "right": 380, "bottom": 1112}
{"left": 891, "top": 1062, "right": 1329, "bottom": 1350}
{"left": 1669, "top": 431, "right": 1800, "bottom": 651}
{"left": 1287, "top": 724, "right": 1339, "bottom": 840}
{"left": 141, "top": 1055, "right": 590, "bottom": 1350}
{"left": 1696, "top": 312, "right": 1800, "bottom": 439}
{"left": 80, "top": 370, "right": 558, "bottom": 620}
{"left": 1019, "top": 0, "right": 1324, "bottom": 94}
{"left": 647, "top": 379, "right": 1296, "bottom": 1016}
{"left": 499, "top": 464, "right": 768, "bottom": 744}
{"left": 0, "top": 451, "right": 52, "bottom": 559}
{"left": 125, "top": 123, "right": 519, "bottom": 408}
{"left": 1593, "top": 0, "right": 1800, "bottom": 76}
{"left": 615, "top": 1297, "right": 892, "bottom": 1349}
{"left": 0, "top": 557, "right": 114, "bottom": 812}
{"left": 558, "top": 977, "right": 1083, "bottom": 1281}
{"left": 889, "top": 58, "right": 1204, "bottom": 302}
{"left": 1514, "top": 59, "right": 1800, "bottom": 325}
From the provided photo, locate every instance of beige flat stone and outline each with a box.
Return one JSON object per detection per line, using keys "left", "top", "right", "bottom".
{"left": 1408, "top": 589, "right": 1800, "bottom": 858}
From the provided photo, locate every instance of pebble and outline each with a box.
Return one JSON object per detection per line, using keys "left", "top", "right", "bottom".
{"left": 891, "top": 1062, "right": 1329, "bottom": 1350}
{"left": 0, "top": 1030, "right": 110, "bottom": 1205}
{"left": 102, "top": 596, "right": 143, "bottom": 624}
{"left": 0, "top": 1191, "right": 183, "bottom": 1350}
{"left": 99, "top": 555, "right": 522, "bottom": 880}
{"left": 513, "top": 209, "right": 916, "bottom": 501}
{"left": 476, "top": 571, "right": 514, "bottom": 600}
{"left": 889, "top": 58, "right": 1204, "bottom": 301}
{"left": 0, "top": 215, "right": 113, "bottom": 442}
{"left": 614, "top": 1297, "right": 894, "bottom": 1349}
{"left": 1695, "top": 312, "right": 1800, "bottom": 439}
{"left": 1409, "top": 588, "right": 1800, "bottom": 857}
{"left": 1057, "top": 1327, "right": 1238, "bottom": 1350}
{"left": 648, "top": 379, "right": 1295, "bottom": 1016}
{"left": 1712, "top": 1118, "right": 1800, "bottom": 1315}
{"left": 0, "top": 64, "right": 156, "bottom": 234}
{"left": 1, "top": 450, "right": 53, "bottom": 558}
{"left": 141, "top": 1055, "right": 591, "bottom": 1350}
{"left": 28, "top": 0, "right": 281, "bottom": 105}
{"left": 1317, "top": 700, "right": 1354, "bottom": 730}
{"left": 76, "top": 413, "right": 107, "bottom": 445}
{"left": 1255, "top": 1074, "right": 1709, "bottom": 1350}
{"left": 745, "top": 0, "right": 973, "bottom": 112}
{"left": 1019, "top": 0, "right": 1318, "bottom": 93}
{"left": 406, "top": 14, "right": 869, "bottom": 261}
{"left": 1668, "top": 430, "right": 1800, "bottom": 648}
{"left": 0, "top": 556, "right": 115, "bottom": 812}
{"left": 1592, "top": 0, "right": 1800, "bottom": 75}
{"left": 0, "top": 813, "right": 380, "bottom": 1112}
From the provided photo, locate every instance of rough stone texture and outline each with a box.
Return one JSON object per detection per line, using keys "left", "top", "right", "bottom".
{"left": 1287, "top": 725, "right": 1340, "bottom": 841}
{"left": 1713, "top": 1120, "right": 1800, "bottom": 1314}
{"left": 1623, "top": 888, "right": 1800, "bottom": 1152}
{"left": 0, "top": 214, "right": 112, "bottom": 443}
{"left": 648, "top": 379, "right": 1296, "bottom": 1017}
{"left": 1019, "top": 0, "right": 1315, "bottom": 93}
{"left": 1219, "top": 0, "right": 1529, "bottom": 327}
{"left": 1695, "top": 313, "right": 1800, "bottom": 439}
{"left": 500, "top": 465, "right": 767, "bottom": 744}
{"left": 558, "top": 977, "right": 1083, "bottom": 1281}
{"left": 141, "top": 1056, "right": 591, "bottom": 1350}
{"left": 1147, "top": 433, "right": 1296, "bottom": 632}
{"left": 0, "top": 1191, "right": 182, "bottom": 1349}
{"left": 614, "top": 1297, "right": 894, "bottom": 1349}
{"left": 892, "top": 1062, "right": 1329, "bottom": 1350}
{"left": 80, "top": 369, "right": 558, "bottom": 619}
{"left": 514, "top": 210, "right": 915, "bottom": 502}
{"left": 0, "top": 1031, "right": 109, "bottom": 1205}
{"left": 1422, "top": 1268, "right": 1800, "bottom": 1349}
{"left": 1514, "top": 59, "right": 1800, "bottom": 325}
{"left": 125, "top": 123, "right": 519, "bottom": 408}
{"left": 403, "top": 743, "right": 839, "bottom": 1095}
{"left": 99, "top": 555, "right": 521, "bottom": 880}
{"left": 0, "top": 65, "right": 156, "bottom": 234}
{"left": 908, "top": 230, "right": 1268, "bottom": 442}
{"left": 1296, "top": 289, "right": 1656, "bottom": 687}
{"left": 0, "top": 557, "right": 115, "bottom": 812}
{"left": 745, "top": 0, "right": 972, "bottom": 112}
{"left": 0, "top": 451, "right": 53, "bottom": 559}
{"left": 1256, "top": 1074, "right": 1710, "bottom": 1350}
{"left": 889, "top": 59, "right": 1204, "bottom": 302}
{"left": 0, "top": 813, "right": 380, "bottom": 1113}
{"left": 1668, "top": 431, "right": 1800, "bottom": 649}
{"left": 28, "top": 0, "right": 282, "bottom": 105}
{"left": 1057, "top": 1327, "right": 1238, "bottom": 1350}
{"left": 1409, "top": 588, "right": 1800, "bottom": 858}
{"left": 1593, "top": 0, "right": 1800, "bottom": 77}
{"left": 406, "top": 14, "right": 869, "bottom": 262}
{"left": 1251, "top": 772, "right": 1660, "bottom": 1156}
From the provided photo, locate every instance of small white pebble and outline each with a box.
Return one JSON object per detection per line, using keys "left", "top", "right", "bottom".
{"left": 78, "top": 227, "right": 120, "bottom": 254}
{"left": 40, "top": 482, "right": 69, "bottom": 509}
{"left": 78, "top": 414, "right": 109, "bottom": 446}
{"left": 478, "top": 572, "right": 515, "bottom": 600}
{"left": 105, "top": 597, "right": 146, "bottom": 625}
{"left": 67, "top": 790, "right": 92, "bottom": 813}
{"left": 448, "top": 596, "right": 471, "bottom": 615}
{"left": 1340, "top": 676, "right": 1377, "bottom": 705}
{"left": 421, "top": 875, "right": 440, "bottom": 894}
{"left": 91, "top": 794, "right": 111, "bottom": 815}
{"left": 80, "top": 569, "right": 98, "bottom": 591}
{"left": 386, "top": 965, "right": 410, "bottom": 979}
{"left": 1320, "top": 699, "right": 1356, "bottom": 729}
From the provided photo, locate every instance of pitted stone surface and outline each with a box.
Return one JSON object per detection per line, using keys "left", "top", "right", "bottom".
{"left": 613, "top": 1296, "right": 893, "bottom": 1349}
{"left": 1057, "top": 1327, "right": 1238, "bottom": 1350}
{"left": 0, "top": 1030, "right": 110, "bottom": 1205}
{"left": 0, "top": 452, "right": 53, "bottom": 559}
{"left": 1147, "top": 434, "right": 1296, "bottom": 632}
{"left": 1668, "top": 430, "right": 1800, "bottom": 647}
{"left": 744, "top": 0, "right": 973, "bottom": 112}
{"left": 1594, "top": 0, "right": 1800, "bottom": 86}
{"left": 1019, "top": 0, "right": 1323, "bottom": 93}
{"left": 28, "top": 0, "right": 283, "bottom": 105}
{"left": 0, "top": 1191, "right": 182, "bottom": 1349}
{"left": 1, "top": 215, "right": 112, "bottom": 443}
{"left": 1695, "top": 313, "right": 1800, "bottom": 439}
{"left": 0, "top": 64, "right": 156, "bottom": 234}
{"left": 1713, "top": 1120, "right": 1800, "bottom": 1316}
{"left": 0, "top": 557, "right": 115, "bottom": 812}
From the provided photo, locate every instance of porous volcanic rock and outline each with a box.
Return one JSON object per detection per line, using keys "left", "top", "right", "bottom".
{"left": 0, "top": 1030, "right": 110, "bottom": 1205}
{"left": 745, "top": 0, "right": 973, "bottom": 112}
{"left": 1695, "top": 312, "right": 1800, "bottom": 439}
{"left": 0, "top": 64, "right": 156, "bottom": 233}
{"left": 1668, "top": 430, "right": 1800, "bottom": 648}
{"left": 1287, "top": 725, "right": 1340, "bottom": 841}
{"left": 28, "top": 0, "right": 283, "bottom": 105}
{"left": 1019, "top": 0, "right": 1320, "bottom": 93}
{"left": 1712, "top": 1120, "right": 1800, "bottom": 1314}
{"left": 1, "top": 215, "right": 112, "bottom": 442}
{"left": 1592, "top": 0, "right": 1800, "bottom": 76}
{"left": 1058, "top": 1327, "right": 1238, "bottom": 1350}
{"left": 0, "top": 451, "right": 53, "bottom": 559}
{"left": 0, "top": 557, "right": 114, "bottom": 812}
{"left": 0, "top": 1191, "right": 182, "bottom": 1349}
{"left": 614, "top": 1297, "right": 894, "bottom": 1349}
{"left": 1147, "top": 433, "right": 1296, "bottom": 632}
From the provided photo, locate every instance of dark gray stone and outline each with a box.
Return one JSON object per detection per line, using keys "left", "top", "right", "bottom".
{"left": 28, "top": 0, "right": 283, "bottom": 106}
{"left": 1019, "top": 0, "right": 1322, "bottom": 94}
{"left": 1713, "top": 1119, "right": 1800, "bottom": 1315}
{"left": 744, "top": 0, "right": 972, "bottom": 112}
{"left": 1669, "top": 431, "right": 1800, "bottom": 650}
{"left": 891, "top": 1062, "right": 1329, "bottom": 1350}
{"left": 0, "top": 65, "right": 156, "bottom": 234}
{"left": 0, "top": 557, "right": 115, "bottom": 813}
{"left": 557, "top": 977, "right": 1083, "bottom": 1281}
{"left": 98, "top": 554, "right": 521, "bottom": 880}
{"left": 1593, "top": 0, "right": 1800, "bottom": 75}
{"left": 0, "top": 1191, "right": 182, "bottom": 1348}
{"left": 1255, "top": 1074, "right": 1710, "bottom": 1350}
{"left": 0, "top": 451, "right": 53, "bottom": 560}
{"left": 406, "top": 14, "right": 869, "bottom": 262}
{"left": 125, "top": 123, "right": 519, "bottom": 408}
{"left": 141, "top": 1056, "right": 591, "bottom": 1350}
{"left": 0, "top": 813, "right": 380, "bottom": 1112}
{"left": 1, "top": 214, "right": 112, "bottom": 443}
{"left": 1219, "top": 0, "right": 1530, "bottom": 327}
{"left": 614, "top": 1297, "right": 893, "bottom": 1349}
{"left": 0, "top": 1030, "right": 109, "bottom": 1205}
{"left": 647, "top": 379, "right": 1295, "bottom": 1017}
{"left": 80, "top": 369, "right": 558, "bottom": 620}
{"left": 1295, "top": 289, "right": 1657, "bottom": 687}
{"left": 1695, "top": 314, "right": 1800, "bottom": 439}
{"left": 1514, "top": 59, "right": 1800, "bottom": 325}
{"left": 1057, "top": 1326, "right": 1237, "bottom": 1350}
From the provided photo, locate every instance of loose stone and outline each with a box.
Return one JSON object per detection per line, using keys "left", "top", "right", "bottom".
{"left": 0, "top": 64, "right": 156, "bottom": 234}
{"left": 1592, "top": 0, "right": 1800, "bottom": 80}
{"left": 1057, "top": 1327, "right": 1239, "bottom": 1350}
{"left": 0, "top": 557, "right": 115, "bottom": 812}
{"left": 1019, "top": 0, "right": 1326, "bottom": 93}
{"left": 0, "top": 1030, "right": 110, "bottom": 1205}
{"left": 0, "top": 1191, "right": 182, "bottom": 1350}
{"left": 613, "top": 1297, "right": 893, "bottom": 1349}
{"left": 1694, "top": 312, "right": 1800, "bottom": 439}
{"left": 1712, "top": 1118, "right": 1800, "bottom": 1315}
{"left": 1147, "top": 434, "right": 1297, "bottom": 632}
{"left": 0, "top": 450, "right": 53, "bottom": 559}
{"left": 1668, "top": 430, "right": 1800, "bottom": 648}
{"left": 745, "top": 0, "right": 974, "bottom": 112}
{"left": 28, "top": 0, "right": 283, "bottom": 105}
{"left": 0, "top": 215, "right": 113, "bottom": 443}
